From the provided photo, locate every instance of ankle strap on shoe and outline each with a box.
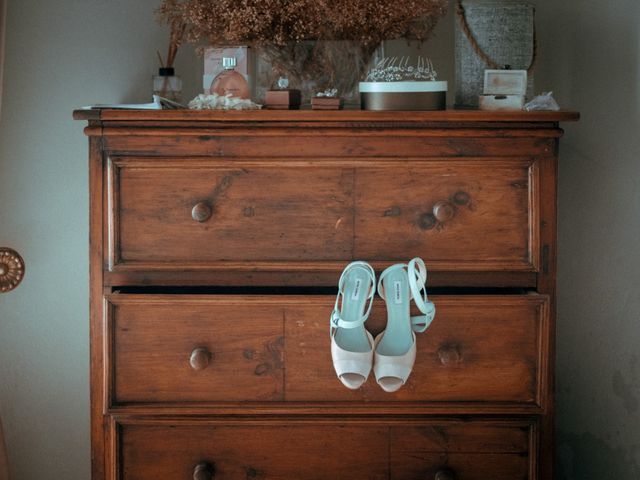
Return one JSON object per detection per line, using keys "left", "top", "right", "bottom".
{"left": 411, "top": 308, "right": 435, "bottom": 333}
{"left": 331, "top": 309, "right": 368, "bottom": 330}
{"left": 408, "top": 258, "right": 436, "bottom": 332}
{"left": 378, "top": 258, "right": 435, "bottom": 333}
{"left": 331, "top": 261, "right": 376, "bottom": 333}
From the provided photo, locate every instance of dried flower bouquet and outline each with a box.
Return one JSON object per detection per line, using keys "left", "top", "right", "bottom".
{"left": 158, "top": 0, "right": 447, "bottom": 99}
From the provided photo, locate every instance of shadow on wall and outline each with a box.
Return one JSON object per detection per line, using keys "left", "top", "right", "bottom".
{"left": 542, "top": 0, "right": 640, "bottom": 478}
{"left": 562, "top": 3, "right": 639, "bottom": 153}
{"left": 557, "top": 432, "right": 640, "bottom": 479}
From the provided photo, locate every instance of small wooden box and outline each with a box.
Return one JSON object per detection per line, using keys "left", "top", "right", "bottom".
{"left": 480, "top": 70, "right": 527, "bottom": 111}
{"left": 265, "top": 90, "right": 301, "bottom": 110}
{"left": 311, "top": 97, "right": 343, "bottom": 110}
{"left": 479, "top": 94, "right": 525, "bottom": 111}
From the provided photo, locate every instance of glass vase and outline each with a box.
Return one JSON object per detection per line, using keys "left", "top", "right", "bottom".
{"left": 255, "top": 41, "right": 383, "bottom": 107}
{"left": 153, "top": 68, "right": 183, "bottom": 103}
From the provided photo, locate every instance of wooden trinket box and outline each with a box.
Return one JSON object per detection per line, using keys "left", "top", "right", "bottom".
{"left": 264, "top": 90, "right": 301, "bottom": 110}
{"left": 479, "top": 70, "right": 527, "bottom": 111}
{"left": 311, "top": 96, "right": 343, "bottom": 110}
{"left": 479, "top": 94, "right": 525, "bottom": 111}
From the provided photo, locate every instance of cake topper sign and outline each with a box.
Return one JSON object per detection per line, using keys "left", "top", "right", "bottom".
{"left": 365, "top": 56, "right": 439, "bottom": 83}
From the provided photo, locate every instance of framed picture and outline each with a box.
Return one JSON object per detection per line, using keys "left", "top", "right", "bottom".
{"left": 0, "top": 0, "right": 6, "bottom": 115}
{"left": 483, "top": 69, "right": 527, "bottom": 96}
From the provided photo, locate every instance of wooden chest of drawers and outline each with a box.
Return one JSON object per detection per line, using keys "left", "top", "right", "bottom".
{"left": 76, "top": 109, "right": 578, "bottom": 479}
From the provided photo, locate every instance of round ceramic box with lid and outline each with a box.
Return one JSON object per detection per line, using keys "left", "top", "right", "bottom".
{"left": 359, "top": 80, "right": 448, "bottom": 111}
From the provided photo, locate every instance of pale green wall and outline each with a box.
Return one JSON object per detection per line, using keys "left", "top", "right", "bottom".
{"left": 0, "top": 1, "right": 638, "bottom": 479}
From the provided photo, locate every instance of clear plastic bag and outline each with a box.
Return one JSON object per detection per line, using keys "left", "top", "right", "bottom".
{"left": 524, "top": 92, "right": 560, "bottom": 111}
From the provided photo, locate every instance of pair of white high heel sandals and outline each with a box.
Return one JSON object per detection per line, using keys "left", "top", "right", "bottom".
{"left": 330, "top": 258, "right": 436, "bottom": 392}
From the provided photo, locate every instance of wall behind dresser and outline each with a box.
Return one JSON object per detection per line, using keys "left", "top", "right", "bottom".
{"left": 0, "top": 0, "right": 637, "bottom": 479}
{"left": 0, "top": 1, "right": 202, "bottom": 478}
{"left": 535, "top": 0, "right": 640, "bottom": 477}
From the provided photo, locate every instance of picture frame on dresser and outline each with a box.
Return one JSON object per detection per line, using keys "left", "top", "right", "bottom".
{"left": 74, "top": 109, "right": 579, "bottom": 480}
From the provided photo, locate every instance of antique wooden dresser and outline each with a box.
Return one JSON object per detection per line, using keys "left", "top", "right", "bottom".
{"left": 75, "top": 109, "right": 578, "bottom": 479}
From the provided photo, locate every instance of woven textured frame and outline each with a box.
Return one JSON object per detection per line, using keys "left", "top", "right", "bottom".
{"left": 455, "top": 1, "right": 535, "bottom": 107}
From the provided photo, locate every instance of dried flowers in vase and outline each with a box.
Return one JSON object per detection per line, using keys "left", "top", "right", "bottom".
{"left": 156, "top": 0, "right": 448, "bottom": 103}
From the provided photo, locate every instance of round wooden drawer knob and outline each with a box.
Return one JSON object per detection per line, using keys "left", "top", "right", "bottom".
{"left": 437, "top": 345, "right": 461, "bottom": 365}
{"left": 433, "top": 200, "right": 455, "bottom": 223}
{"left": 190, "top": 348, "right": 212, "bottom": 370}
{"left": 193, "top": 462, "right": 215, "bottom": 480}
{"left": 192, "top": 202, "right": 213, "bottom": 222}
{"left": 435, "top": 469, "right": 455, "bottom": 480}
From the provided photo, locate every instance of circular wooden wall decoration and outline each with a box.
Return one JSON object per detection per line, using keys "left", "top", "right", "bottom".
{"left": 0, "top": 247, "right": 25, "bottom": 293}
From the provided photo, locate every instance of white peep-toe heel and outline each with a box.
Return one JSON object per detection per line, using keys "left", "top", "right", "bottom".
{"left": 374, "top": 258, "right": 435, "bottom": 393}
{"left": 330, "top": 261, "right": 376, "bottom": 390}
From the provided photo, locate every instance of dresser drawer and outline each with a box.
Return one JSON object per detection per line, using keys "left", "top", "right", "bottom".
{"left": 106, "top": 157, "right": 539, "bottom": 285}
{"left": 390, "top": 421, "right": 533, "bottom": 480}
{"left": 107, "top": 294, "right": 548, "bottom": 411}
{"left": 117, "top": 418, "right": 533, "bottom": 480}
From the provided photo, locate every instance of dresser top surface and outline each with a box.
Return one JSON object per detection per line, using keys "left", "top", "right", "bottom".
{"left": 73, "top": 108, "right": 580, "bottom": 124}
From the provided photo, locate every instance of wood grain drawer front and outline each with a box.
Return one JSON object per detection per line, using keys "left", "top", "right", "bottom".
{"left": 390, "top": 422, "right": 532, "bottom": 480}
{"left": 107, "top": 157, "right": 538, "bottom": 276}
{"left": 117, "top": 419, "right": 533, "bottom": 480}
{"left": 109, "top": 298, "right": 285, "bottom": 404}
{"left": 108, "top": 158, "right": 354, "bottom": 266}
{"left": 355, "top": 160, "right": 539, "bottom": 272}
{"left": 107, "top": 295, "right": 548, "bottom": 410}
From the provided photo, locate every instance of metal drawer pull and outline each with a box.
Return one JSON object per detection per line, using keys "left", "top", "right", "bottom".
{"left": 193, "top": 462, "right": 214, "bottom": 480}
{"left": 190, "top": 348, "right": 213, "bottom": 370}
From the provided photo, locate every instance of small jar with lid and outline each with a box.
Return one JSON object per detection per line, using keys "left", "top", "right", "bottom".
{"left": 153, "top": 67, "right": 182, "bottom": 103}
